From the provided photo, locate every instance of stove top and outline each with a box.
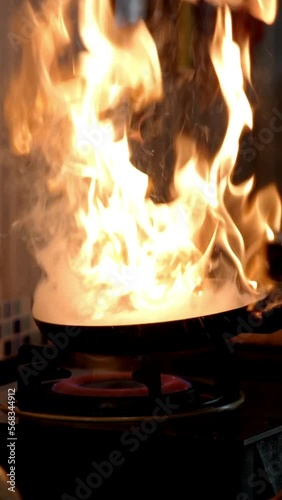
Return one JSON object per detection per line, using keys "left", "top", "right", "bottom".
{"left": 0, "top": 371, "right": 244, "bottom": 429}
{"left": 0, "top": 337, "right": 282, "bottom": 500}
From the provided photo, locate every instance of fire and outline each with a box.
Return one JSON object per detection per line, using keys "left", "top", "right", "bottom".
{"left": 5, "top": 0, "right": 281, "bottom": 325}
{"left": 183, "top": 0, "right": 277, "bottom": 24}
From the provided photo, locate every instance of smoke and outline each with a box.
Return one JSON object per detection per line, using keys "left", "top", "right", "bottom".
{"left": 2, "top": 1, "right": 281, "bottom": 326}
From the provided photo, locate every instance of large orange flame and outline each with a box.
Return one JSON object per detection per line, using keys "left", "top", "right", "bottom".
{"left": 4, "top": 0, "right": 281, "bottom": 325}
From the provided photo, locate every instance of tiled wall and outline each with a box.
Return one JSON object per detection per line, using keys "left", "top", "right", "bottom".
{"left": 0, "top": 297, "right": 42, "bottom": 360}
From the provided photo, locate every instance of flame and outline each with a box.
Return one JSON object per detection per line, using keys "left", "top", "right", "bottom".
{"left": 184, "top": 0, "right": 277, "bottom": 24}
{"left": 246, "top": 0, "right": 278, "bottom": 24}
{"left": 4, "top": 0, "right": 281, "bottom": 325}
{"left": 266, "top": 225, "right": 275, "bottom": 242}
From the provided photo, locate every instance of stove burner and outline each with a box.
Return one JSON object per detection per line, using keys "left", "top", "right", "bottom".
{"left": 16, "top": 325, "right": 246, "bottom": 422}
{"left": 52, "top": 372, "right": 191, "bottom": 398}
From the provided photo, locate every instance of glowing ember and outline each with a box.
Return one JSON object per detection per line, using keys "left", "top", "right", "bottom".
{"left": 4, "top": 0, "right": 281, "bottom": 325}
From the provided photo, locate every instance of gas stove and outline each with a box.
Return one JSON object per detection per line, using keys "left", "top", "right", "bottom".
{"left": 0, "top": 348, "right": 282, "bottom": 500}
{"left": 14, "top": 355, "right": 242, "bottom": 423}
{"left": 12, "top": 305, "right": 256, "bottom": 424}
{"left": 1, "top": 303, "right": 282, "bottom": 500}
